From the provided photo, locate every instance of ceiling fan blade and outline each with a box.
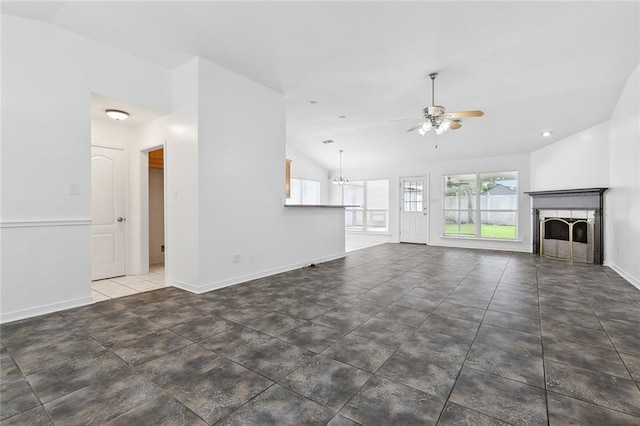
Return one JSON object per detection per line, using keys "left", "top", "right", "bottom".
{"left": 445, "top": 110, "right": 484, "bottom": 119}
{"left": 446, "top": 119, "right": 462, "bottom": 130}
{"left": 406, "top": 122, "right": 424, "bottom": 132}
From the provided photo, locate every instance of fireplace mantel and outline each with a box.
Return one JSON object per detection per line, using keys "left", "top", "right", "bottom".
{"left": 524, "top": 188, "right": 608, "bottom": 210}
{"left": 525, "top": 188, "right": 608, "bottom": 264}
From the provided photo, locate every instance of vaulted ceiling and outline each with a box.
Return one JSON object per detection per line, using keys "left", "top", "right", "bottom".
{"left": 3, "top": 1, "right": 638, "bottom": 171}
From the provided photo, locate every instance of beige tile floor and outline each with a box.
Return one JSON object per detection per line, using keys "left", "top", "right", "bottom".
{"left": 91, "top": 264, "right": 168, "bottom": 302}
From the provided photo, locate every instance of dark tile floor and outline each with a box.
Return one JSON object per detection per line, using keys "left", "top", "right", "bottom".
{"left": 2, "top": 244, "right": 640, "bottom": 425}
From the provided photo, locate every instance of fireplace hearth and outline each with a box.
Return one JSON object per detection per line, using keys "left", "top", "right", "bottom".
{"left": 525, "top": 188, "right": 607, "bottom": 264}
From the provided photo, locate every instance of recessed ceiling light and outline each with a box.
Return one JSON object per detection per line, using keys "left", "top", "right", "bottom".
{"left": 105, "top": 109, "right": 129, "bottom": 121}
{"left": 322, "top": 139, "right": 334, "bottom": 144}
{"left": 308, "top": 100, "right": 318, "bottom": 105}
{"left": 338, "top": 115, "right": 347, "bottom": 119}
{"left": 541, "top": 131, "right": 552, "bottom": 137}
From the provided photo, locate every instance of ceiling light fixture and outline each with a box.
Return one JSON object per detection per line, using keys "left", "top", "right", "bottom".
{"left": 338, "top": 115, "right": 347, "bottom": 119}
{"left": 417, "top": 74, "right": 451, "bottom": 136}
{"left": 307, "top": 100, "right": 318, "bottom": 105}
{"left": 408, "top": 73, "right": 483, "bottom": 136}
{"left": 105, "top": 109, "right": 129, "bottom": 121}
{"left": 541, "top": 131, "right": 552, "bottom": 137}
{"left": 332, "top": 150, "right": 350, "bottom": 186}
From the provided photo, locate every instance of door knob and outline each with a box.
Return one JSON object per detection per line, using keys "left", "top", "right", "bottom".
{"left": 117, "top": 217, "right": 125, "bottom": 222}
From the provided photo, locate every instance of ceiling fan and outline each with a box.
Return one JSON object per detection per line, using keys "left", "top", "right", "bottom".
{"left": 407, "top": 73, "right": 484, "bottom": 136}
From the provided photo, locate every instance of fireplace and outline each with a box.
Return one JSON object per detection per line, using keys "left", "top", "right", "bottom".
{"left": 525, "top": 188, "right": 607, "bottom": 264}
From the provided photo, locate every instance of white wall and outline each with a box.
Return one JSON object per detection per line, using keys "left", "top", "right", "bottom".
{"left": 606, "top": 63, "right": 640, "bottom": 287}
{"left": 195, "top": 58, "right": 344, "bottom": 292}
{"left": 163, "top": 59, "right": 201, "bottom": 287}
{"left": 530, "top": 121, "right": 610, "bottom": 191}
{"left": 528, "top": 63, "right": 640, "bottom": 287}
{"left": 0, "top": 16, "right": 170, "bottom": 322}
{"left": 286, "top": 146, "right": 331, "bottom": 203}
{"left": 332, "top": 153, "right": 532, "bottom": 253}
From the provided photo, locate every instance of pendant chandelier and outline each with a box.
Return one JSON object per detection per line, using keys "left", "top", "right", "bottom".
{"left": 332, "top": 149, "right": 350, "bottom": 185}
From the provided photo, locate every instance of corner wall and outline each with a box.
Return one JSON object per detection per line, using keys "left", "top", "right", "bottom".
{"left": 529, "top": 63, "right": 640, "bottom": 287}
{"left": 607, "top": 63, "right": 640, "bottom": 287}
{"left": 0, "top": 16, "right": 170, "bottom": 322}
{"left": 530, "top": 122, "right": 610, "bottom": 191}
{"left": 195, "top": 58, "right": 344, "bottom": 292}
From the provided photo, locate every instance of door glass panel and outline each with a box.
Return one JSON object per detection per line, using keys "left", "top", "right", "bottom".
{"left": 403, "top": 180, "right": 423, "bottom": 212}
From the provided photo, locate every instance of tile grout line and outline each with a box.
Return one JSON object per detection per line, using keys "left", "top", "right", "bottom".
{"left": 535, "top": 256, "right": 551, "bottom": 426}
{"left": 575, "top": 273, "right": 640, "bottom": 394}
{"left": 433, "top": 252, "right": 511, "bottom": 424}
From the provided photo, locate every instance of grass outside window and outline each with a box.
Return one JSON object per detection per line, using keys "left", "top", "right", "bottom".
{"left": 445, "top": 223, "right": 516, "bottom": 239}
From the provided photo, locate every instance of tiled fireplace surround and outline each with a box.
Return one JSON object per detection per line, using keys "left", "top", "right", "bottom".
{"left": 526, "top": 188, "right": 607, "bottom": 265}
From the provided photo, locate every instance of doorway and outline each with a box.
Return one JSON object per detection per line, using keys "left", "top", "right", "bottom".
{"left": 400, "top": 176, "right": 429, "bottom": 244}
{"left": 148, "top": 148, "right": 165, "bottom": 273}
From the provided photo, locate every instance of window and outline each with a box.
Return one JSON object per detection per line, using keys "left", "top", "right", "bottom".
{"left": 287, "top": 178, "right": 320, "bottom": 205}
{"left": 443, "top": 171, "right": 517, "bottom": 239}
{"left": 344, "top": 179, "right": 389, "bottom": 232}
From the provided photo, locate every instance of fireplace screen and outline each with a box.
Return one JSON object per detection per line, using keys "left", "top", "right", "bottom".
{"left": 540, "top": 217, "right": 594, "bottom": 263}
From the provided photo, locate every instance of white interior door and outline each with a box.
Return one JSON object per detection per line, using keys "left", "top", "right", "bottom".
{"left": 91, "top": 146, "right": 126, "bottom": 280}
{"left": 400, "top": 176, "right": 428, "bottom": 244}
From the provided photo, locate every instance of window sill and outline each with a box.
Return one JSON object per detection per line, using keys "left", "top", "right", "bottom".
{"left": 440, "top": 235, "right": 523, "bottom": 243}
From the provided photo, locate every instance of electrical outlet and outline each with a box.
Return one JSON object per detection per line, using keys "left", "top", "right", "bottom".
{"left": 232, "top": 254, "right": 241, "bottom": 264}
{"left": 69, "top": 184, "right": 79, "bottom": 196}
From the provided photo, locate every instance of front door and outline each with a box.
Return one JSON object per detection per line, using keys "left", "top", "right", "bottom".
{"left": 91, "top": 146, "right": 126, "bottom": 280}
{"left": 400, "top": 176, "right": 428, "bottom": 244}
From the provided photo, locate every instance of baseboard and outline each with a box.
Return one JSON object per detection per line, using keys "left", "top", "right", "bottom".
{"left": 167, "top": 252, "right": 347, "bottom": 294}
{"left": 0, "top": 296, "right": 94, "bottom": 324}
{"left": 603, "top": 262, "right": 640, "bottom": 290}
{"left": 165, "top": 278, "right": 202, "bottom": 293}
{"left": 428, "top": 240, "right": 532, "bottom": 254}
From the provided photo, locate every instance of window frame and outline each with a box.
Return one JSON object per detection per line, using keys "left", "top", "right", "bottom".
{"left": 344, "top": 179, "right": 390, "bottom": 233}
{"left": 443, "top": 171, "right": 518, "bottom": 240}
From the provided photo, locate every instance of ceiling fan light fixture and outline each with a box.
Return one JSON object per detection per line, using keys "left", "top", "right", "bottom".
{"left": 408, "top": 72, "right": 483, "bottom": 137}
{"left": 541, "top": 131, "right": 552, "bottom": 137}
{"left": 105, "top": 109, "right": 129, "bottom": 121}
{"left": 425, "top": 106, "right": 444, "bottom": 116}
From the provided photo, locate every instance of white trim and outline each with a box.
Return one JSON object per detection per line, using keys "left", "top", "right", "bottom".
{"left": 91, "top": 143, "right": 126, "bottom": 151}
{"left": 440, "top": 235, "right": 523, "bottom": 243}
{"left": 604, "top": 262, "right": 640, "bottom": 290}
{"left": 346, "top": 231, "right": 392, "bottom": 236}
{"left": 429, "top": 240, "right": 531, "bottom": 253}
{"left": 167, "top": 252, "right": 347, "bottom": 294}
{"left": 0, "top": 219, "right": 92, "bottom": 228}
{"left": 0, "top": 296, "right": 94, "bottom": 324}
